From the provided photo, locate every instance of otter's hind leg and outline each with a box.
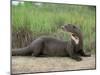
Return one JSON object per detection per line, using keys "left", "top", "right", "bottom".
{"left": 30, "top": 39, "right": 44, "bottom": 57}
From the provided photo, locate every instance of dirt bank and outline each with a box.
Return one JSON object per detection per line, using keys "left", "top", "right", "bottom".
{"left": 12, "top": 55, "right": 96, "bottom": 74}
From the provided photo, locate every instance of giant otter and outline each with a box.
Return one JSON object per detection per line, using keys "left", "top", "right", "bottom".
{"left": 12, "top": 24, "right": 91, "bottom": 61}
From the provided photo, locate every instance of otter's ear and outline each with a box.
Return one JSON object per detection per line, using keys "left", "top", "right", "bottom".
{"left": 76, "top": 25, "right": 81, "bottom": 29}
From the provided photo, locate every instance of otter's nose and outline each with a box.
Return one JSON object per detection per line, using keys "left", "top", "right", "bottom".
{"left": 61, "top": 26, "right": 65, "bottom": 29}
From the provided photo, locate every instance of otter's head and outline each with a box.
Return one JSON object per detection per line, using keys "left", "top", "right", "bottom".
{"left": 61, "top": 24, "right": 82, "bottom": 44}
{"left": 61, "top": 24, "right": 81, "bottom": 37}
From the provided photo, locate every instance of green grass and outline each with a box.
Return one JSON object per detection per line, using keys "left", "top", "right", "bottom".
{"left": 12, "top": 2, "right": 96, "bottom": 52}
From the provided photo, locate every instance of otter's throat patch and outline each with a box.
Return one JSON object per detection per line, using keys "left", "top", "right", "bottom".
{"left": 71, "top": 34, "right": 79, "bottom": 44}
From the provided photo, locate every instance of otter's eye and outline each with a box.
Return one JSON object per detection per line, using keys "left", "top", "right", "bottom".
{"left": 73, "top": 26, "right": 76, "bottom": 28}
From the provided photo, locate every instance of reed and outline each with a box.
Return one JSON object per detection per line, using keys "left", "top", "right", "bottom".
{"left": 12, "top": 2, "right": 96, "bottom": 52}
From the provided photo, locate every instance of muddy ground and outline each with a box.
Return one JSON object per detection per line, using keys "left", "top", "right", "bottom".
{"left": 12, "top": 55, "right": 96, "bottom": 74}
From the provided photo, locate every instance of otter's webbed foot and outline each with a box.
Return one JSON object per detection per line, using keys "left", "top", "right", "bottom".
{"left": 70, "top": 54, "right": 82, "bottom": 61}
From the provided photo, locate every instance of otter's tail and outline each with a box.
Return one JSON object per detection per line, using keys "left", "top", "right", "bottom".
{"left": 12, "top": 46, "right": 32, "bottom": 56}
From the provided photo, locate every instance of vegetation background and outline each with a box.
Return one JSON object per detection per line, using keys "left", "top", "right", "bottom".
{"left": 12, "top": 1, "right": 96, "bottom": 53}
